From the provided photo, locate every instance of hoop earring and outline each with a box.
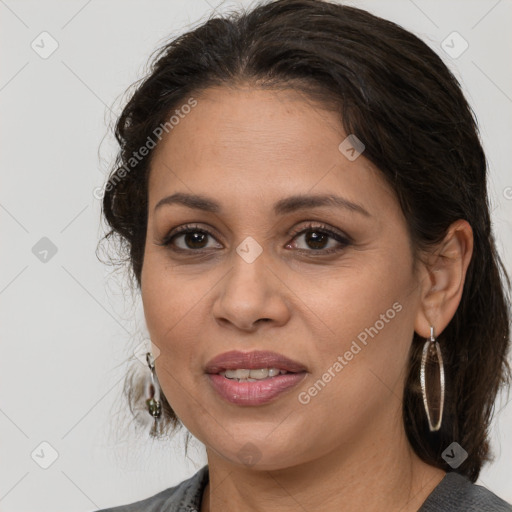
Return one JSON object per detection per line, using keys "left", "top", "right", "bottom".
{"left": 145, "top": 352, "right": 162, "bottom": 423}
{"left": 420, "top": 326, "right": 445, "bottom": 432}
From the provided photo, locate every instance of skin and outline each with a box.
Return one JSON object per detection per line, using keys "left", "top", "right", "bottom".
{"left": 140, "top": 85, "right": 473, "bottom": 512}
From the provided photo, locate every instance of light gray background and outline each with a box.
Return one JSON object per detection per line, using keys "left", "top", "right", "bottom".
{"left": 1, "top": 0, "right": 511, "bottom": 510}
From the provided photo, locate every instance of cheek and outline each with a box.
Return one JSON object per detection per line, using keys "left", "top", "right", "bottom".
{"left": 297, "top": 252, "right": 418, "bottom": 404}
{"left": 141, "top": 247, "right": 208, "bottom": 334}
{"left": 301, "top": 255, "right": 413, "bottom": 342}
{"left": 141, "top": 267, "right": 203, "bottom": 356}
{"left": 140, "top": 271, "right": 198, "bottom": 420}
{"left": 140, "top": 254, "right": 218, "bottom": 406}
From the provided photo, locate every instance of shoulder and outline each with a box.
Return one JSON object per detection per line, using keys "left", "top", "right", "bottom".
{"left": 93, "top": 465, "right": 209, "bottom": 512}
{"left": 419, "top": 471, "right": 512, "bottom": 512}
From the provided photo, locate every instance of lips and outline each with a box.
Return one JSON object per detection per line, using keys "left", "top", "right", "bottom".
{"left": 204, "top": 350, "right": 307, "bottom": 374}
{"left": 205, "top": 350, "right": 308, "bottom": 406}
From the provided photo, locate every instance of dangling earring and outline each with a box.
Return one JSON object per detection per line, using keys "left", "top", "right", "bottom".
{"left": 145, "top": 352, "right": 162, "bottom": 425}
{"left": 420, "top": 326, "right": 445, "bottom": 432}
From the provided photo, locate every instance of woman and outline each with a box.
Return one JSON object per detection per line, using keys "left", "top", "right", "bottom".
{"left": 95, "top": 0, "right": 512, "bottom": 510}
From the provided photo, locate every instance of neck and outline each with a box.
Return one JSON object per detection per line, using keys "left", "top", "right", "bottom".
{"left": 200, "top": 416, "right": 445, "bottom": 512}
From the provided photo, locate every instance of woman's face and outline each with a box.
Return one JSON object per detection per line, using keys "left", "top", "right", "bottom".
{"left": 141, "top": 85, "right": 424, "bottom": 470}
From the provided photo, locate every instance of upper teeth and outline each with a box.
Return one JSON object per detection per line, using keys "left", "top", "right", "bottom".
{"left": 219, "top": 368, "right": 288, "bottom": 380}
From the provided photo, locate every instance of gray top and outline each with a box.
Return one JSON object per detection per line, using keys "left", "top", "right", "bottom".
{"left": 94, "top": 465, "right": 512, "bottom": 511}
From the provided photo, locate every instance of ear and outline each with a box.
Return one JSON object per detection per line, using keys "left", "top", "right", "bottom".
{"left": 414, "top": 219, "right": 474, "bottom": 339}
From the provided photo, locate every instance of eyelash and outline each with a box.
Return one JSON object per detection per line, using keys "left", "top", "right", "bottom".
{"left": 158, "top": 222, "right": 351, "bottom": 256}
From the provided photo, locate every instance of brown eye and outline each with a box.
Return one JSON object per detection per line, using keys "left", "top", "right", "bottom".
{"left": 160, "top": 224, "right": 222, "bottom": 252}
{"left": 178, "top": 231, "right": 209, "bottom": 249}
{"left": 287, "top": 223, "right": 351, "bottom": 255}
{"left": 302, "top": 230, "right": 330, "bottom": 250}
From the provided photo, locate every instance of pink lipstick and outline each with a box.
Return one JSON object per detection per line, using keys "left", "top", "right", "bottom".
{"left": 205, "top": 350, "right": 307, "bottom": 406}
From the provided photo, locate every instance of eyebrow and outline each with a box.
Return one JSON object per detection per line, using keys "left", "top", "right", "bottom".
{"left": 154, "top": 192, "right": 371, "bottom": 217}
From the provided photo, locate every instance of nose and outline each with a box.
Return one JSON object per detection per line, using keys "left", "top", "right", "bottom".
{"left": 212, "top": 253, "right": 290, "bottom": 332}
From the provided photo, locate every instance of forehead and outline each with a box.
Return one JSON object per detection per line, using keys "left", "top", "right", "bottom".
{"left": 147, "top": 85, "right": 392, "bottom": 214}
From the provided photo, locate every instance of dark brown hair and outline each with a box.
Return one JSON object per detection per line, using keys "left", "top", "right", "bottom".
{"left": 100, "top": 0, "right": 511, "bottom": 481}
